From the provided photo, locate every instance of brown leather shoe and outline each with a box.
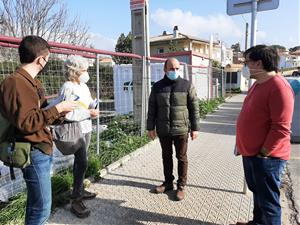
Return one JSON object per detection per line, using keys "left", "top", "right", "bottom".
{"left": 82, "top": 190, "right": 97, "bottom": 200}
{"left": 176, "top": 187, "right": 185, "bottom": 201}
{"left": 70, "top": 199, "right": 90, "bottom": 218}
{"left": 155, "top": 183, "right": 174, "bottom": 194}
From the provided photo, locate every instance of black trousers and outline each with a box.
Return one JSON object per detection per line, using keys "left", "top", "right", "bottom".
{"left": 159, "top": 134, "right": 188, "bottom": 187}
{"left": 71, "top": 132, "right": 91, "bottom": 199}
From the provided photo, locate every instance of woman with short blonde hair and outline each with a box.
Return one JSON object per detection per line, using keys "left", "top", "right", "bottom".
{"left": 56, "top": 55, "right": 99, "bottom": 218}
{"left": 64, "top": 55, "right": 89, "bottom": 82}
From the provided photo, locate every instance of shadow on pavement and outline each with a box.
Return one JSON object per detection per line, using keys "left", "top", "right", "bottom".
{"left": 51, "top": 197, "right": 220, "bottom": 225}
{"left": 102, "top": 173, "right": 244, "bottom": 195}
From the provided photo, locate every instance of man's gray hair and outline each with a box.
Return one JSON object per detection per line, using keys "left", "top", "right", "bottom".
{"left": 64, "top": 55, "right": 89, "bottom": 81}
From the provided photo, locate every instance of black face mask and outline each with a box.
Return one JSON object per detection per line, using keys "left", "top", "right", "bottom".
{"left": 38, "top": 57, "right": 49, "bottom": 74}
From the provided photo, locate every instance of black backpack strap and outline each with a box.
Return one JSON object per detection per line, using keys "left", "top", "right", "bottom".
{"left": 10, "top": 166, "right": 15, "bottom": 180}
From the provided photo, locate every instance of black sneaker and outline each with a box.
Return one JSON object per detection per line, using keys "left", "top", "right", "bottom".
{"left": 82, "top": 190, "right": 97, "bottom": 200}
{"left": 70, "top": 199, "right": 90, "bottom": 218}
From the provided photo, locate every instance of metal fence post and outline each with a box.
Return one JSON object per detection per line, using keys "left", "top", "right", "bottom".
{"left": 207, "top": 63, "right": 210, "bottom": 99}
{"left": 140, "top": 56, "right": 146, "bottom": 136}
{"left": 183, "top": 63, "right": 189, "bottom": 80}
{"left": 221, "top": 67, "right": 225, "bottom": 97}
{"left": 96, "top": 54, "right": 100, "bottom": 155}
{"left": 230, "top": 72, "right": 232, "bottom": 95}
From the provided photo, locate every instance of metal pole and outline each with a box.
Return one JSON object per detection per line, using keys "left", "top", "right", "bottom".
{"left": 245, "top": 22, "right": 249, "bottom": 50}
{"left": 144, "top": 0, "right": 151, "bottom": 131}
{"left": 208, "top": 35, "right": 213, "bottom": 99}
{"left": 230, "top": 72, "right": 232, "bottom": 95}
{"left": 250, "top": 0, "right": 257, "bottom": 47}
{"left": 245, "top": 1, "right": 258, "bottom": 192}
{"left": 248, "top": 0, "right": 258, "bottom": 89}
{"left": 220, "top": 41, "right": 225, "bottom": 97}
{"left": 183, "top": 63, "right": 189, "bottom": 80}
{"left": 221, "top": 67, "right": 225, "bottom": 97}
{"left": 96, "top": 54, "right": 100, "bottom": 155}
{"left": 140, "top": 56, "right": 146, "bottom": 136}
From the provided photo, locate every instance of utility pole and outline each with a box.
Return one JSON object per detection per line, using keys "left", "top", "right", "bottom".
{"left": 130, "top": 0, "right": 150, "bottom": 134}
{"left": 208, "top": 35, "right": 213, "bottom": 99}
{"left": 245, "top": 22, "right": 249, "bottom": 50}
{"left": 248, "top": 0, "right": 258, "bottom": 87}
{"left": 250, "top": 0, "right": 258, "bottom": 47}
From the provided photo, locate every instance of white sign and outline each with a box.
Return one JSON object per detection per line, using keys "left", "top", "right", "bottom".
{"left": 227, "top": 0, "right": 279, "bottom": 15}
{"left": 130, "top": 0, "right": 145, "bottom": 11}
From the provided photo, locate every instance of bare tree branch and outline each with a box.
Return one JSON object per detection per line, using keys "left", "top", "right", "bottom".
{"left": 0, "top": 0, "right": 89, "bottom": 46}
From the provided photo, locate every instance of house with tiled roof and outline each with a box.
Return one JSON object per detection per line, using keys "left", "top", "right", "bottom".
{"left": 279, "top": 50, "right": 300, "bottom": 69}
{"left": 150, "top": 26, "right": 233, "bottom": 67}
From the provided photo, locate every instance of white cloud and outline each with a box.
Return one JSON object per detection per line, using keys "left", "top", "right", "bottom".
{"left": 151, "top": 8, "right": 243, "bottom": 40}
{"left": 88, "top": 33, "right": 116, "bottom": 51}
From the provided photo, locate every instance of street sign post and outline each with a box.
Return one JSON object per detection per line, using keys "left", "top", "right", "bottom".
{"left": 227, "top": 0, "right": 279, "bottom": 47}
{"left": 130, "top": 0, "right": 146, "bottom": 11}
{"left": 227, "top": 0, "right": 279, "bottom": 16}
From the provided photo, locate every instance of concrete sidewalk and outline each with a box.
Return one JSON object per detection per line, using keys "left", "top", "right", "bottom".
{"left": 47, "top": 94, "right": 296, "bottom": 225}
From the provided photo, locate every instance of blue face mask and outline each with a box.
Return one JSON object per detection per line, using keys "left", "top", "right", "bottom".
{"left": 167, "top": 71, "right": 179, "bottom": 80}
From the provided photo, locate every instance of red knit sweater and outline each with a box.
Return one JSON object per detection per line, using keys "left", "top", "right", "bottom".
{"left": 236, "top": 75, "right": 294, "bottom": 160}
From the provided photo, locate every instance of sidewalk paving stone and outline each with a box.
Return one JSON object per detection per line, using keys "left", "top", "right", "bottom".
{"left": 47, "top": 94, "right": 295, "bottom": 225}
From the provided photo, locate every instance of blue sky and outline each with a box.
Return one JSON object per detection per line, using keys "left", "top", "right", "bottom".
{"left": 66, "top": 0, "right": 300, "bottom": 51}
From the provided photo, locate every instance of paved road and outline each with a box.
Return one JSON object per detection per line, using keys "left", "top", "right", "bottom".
{"left": 289, "top": 144, "right": 300, "bottom": 223}
{"left": 48, "top": 94, "right": 297, "bottom": 225}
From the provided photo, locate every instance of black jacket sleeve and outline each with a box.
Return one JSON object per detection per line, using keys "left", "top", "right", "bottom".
{"left": 146, "top": 87, "right": 157, "bottom": 131}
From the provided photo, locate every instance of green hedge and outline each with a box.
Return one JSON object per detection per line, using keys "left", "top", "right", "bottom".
{"left": 199, "top": 97, "right": 225, "bottom": 118}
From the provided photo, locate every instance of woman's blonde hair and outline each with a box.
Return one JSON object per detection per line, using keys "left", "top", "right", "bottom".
{"left": 64, "top": 55, "right": 89, "bottom": 81}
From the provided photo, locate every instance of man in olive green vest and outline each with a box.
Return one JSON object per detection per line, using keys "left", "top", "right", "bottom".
{"left": 147, "top": 57, "right": 200, "bottom": 201}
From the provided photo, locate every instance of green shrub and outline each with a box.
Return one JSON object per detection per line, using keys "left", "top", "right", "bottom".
{"left": 199, "top": 97, "right": 225, "bottom": 118}
{"left": 227, "top": 88, "right": 241, "bottom": 93}
{"left": 51, "top": 171, "right": 73, "bottom": 208}
{"left": 85, "top": 154, "right": 102, "bottom": 179}
{"left": 0, "top": 192, "right": 26, "bottom": 225}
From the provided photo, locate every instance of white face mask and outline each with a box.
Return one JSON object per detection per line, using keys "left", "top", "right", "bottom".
{"left": 79, "top": 72, "right": 90, "bottom": 83}
{"left": 242, "top": 65, "right": 266, "bottom": 80}
{"left": 242, "top": 65, "right": 251, "bottom": 79}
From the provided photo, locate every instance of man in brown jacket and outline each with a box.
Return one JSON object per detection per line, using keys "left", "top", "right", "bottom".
{"left": 0, "top": 36, "right": 76, "bottom": 225}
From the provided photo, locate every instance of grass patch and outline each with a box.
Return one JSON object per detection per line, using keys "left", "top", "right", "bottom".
{"left": 51, "top": 170, "right": 73, "bottom": 208}
{"left": 199, "top": 97, "right": 225, "bottom": 118}
{"left": 0, "top": 193, "right": 26, "bottom": 225}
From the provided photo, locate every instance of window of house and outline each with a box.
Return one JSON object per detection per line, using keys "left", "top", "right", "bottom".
{"left": 226, "top": 72, "right": 238, "bottom": 84}
{"left": 123, "top": 81, "right": 133, "bottom": 91}
{"left": 157, "top": 48, "right": 164, "bottom": 54}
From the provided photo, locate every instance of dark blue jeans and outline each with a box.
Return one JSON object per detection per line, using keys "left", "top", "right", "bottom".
{"left": 242, "top": 156, "right": 286, "bottom": 225}
{"left": 22, "top": 148, "right": 52, "bottom": 225}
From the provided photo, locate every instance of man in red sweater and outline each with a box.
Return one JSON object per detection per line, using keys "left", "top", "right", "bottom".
{"left": 236, "top": 45, "right": 294, "bottom": 225}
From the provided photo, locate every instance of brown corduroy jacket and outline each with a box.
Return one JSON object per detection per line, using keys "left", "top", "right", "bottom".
{"left": 0, "top": 67, "right": 61, "bottom": 155}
